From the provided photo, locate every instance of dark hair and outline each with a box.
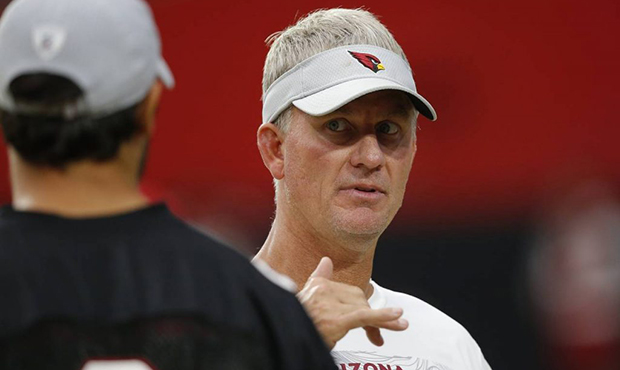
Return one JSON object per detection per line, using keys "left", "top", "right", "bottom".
{"left": 0, "top": 73, "right": 141, "bottom": 168}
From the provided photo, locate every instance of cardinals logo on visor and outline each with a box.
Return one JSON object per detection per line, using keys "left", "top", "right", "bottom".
{"left": 348, "top": 51, "right": 385, "bottom": 73}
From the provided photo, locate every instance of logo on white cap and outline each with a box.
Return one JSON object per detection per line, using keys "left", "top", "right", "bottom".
{"left": 348, "top": 51, "right": 385, "bottom": 73}
{"left": 32, "top": 25, "right": 67, "bottom": 61}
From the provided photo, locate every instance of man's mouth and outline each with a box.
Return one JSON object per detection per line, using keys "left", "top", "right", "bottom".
{"left": 342, "top": 183, "right": 387, "bottom": 195}
{"left": 355, "top": 186, "right": 378, "bottom": 193}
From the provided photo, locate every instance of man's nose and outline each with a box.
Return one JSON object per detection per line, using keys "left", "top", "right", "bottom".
{"left": 350, "top": 135, "right": 386, "bottom": 171}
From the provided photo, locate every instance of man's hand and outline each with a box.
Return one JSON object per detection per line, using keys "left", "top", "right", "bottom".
{"left": 297, "top": 257, "right": 409, "bottom": 349}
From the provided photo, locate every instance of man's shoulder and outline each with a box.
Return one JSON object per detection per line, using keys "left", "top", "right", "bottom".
{"left": 0, "top": 203, "right": 239, "bottom": 260}
{"left": 366, "top": 282, "right": 491, "bottom": 370}
{"left": 375, "top": 283, "right": 469, "bottom": 336}
{"left": 0, "top": 205, "right": 286, "bottom": 331}
{"left": 375, "top": 282, "right": 480, "bottom": 345}
{"left": 0, "top": 205, "right": 20, "bottom": 230}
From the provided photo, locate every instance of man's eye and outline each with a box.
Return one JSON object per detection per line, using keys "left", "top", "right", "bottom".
{"left": 377, "top": 122, "right": 399, "bottom": 135}
{"left": 326, "top": 119, "right": 348, "bottom": 132}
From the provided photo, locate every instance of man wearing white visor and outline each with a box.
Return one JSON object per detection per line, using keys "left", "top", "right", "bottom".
{"left": 255, "top": 8, "right": 492, "bottom": 370}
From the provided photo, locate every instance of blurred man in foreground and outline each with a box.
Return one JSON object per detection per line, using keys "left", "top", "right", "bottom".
{"left": 0, "top": 1, "right": 335, "bottom": 369}
{"left": 255, "top": 8, "right": 492, "bottom": 370}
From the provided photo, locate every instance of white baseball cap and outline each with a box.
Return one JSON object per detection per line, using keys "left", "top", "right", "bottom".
{"left": 262, "top": 44, "right": 436, "bottom": 124}
{"left": 0, "top": 0, "right": 174, "bottom": 117}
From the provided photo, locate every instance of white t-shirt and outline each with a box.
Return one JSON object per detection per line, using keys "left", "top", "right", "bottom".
{"left": 332, "top": 281, "right": 492, "bottom": 370}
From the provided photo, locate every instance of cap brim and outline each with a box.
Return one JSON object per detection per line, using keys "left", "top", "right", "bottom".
{"left": 292, "top": 78, "right": 437, "bottom": 121}
{"left": 157, "top": 59, "right": 175, "bottom": 89}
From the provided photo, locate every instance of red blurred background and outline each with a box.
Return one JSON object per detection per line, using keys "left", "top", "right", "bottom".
{"left": 1, "top": 0, "right": 619, "bottom": 369}
{"left": 1, "top": 0, "right": 619, "bottom": 245}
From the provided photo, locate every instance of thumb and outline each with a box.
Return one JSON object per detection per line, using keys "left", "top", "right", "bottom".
{"left": 310, "top": 256, "right": 333, "bottom": 279}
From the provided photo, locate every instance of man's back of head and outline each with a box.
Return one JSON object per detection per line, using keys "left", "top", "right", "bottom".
{"left": 0, "top": 0, "right": 174, "bottom": 216}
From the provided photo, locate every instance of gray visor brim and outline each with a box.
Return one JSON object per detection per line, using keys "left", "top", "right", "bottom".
{"left": 293, "top": 78, "right": 437, "bottom": 121}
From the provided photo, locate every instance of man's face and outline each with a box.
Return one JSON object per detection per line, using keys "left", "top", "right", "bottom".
{"left": 280, "top": 90, "right": 417, "bottom": 244}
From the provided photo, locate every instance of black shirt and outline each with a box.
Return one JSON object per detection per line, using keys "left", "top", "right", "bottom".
{"left": 0, "top": 204, "right": 335, "bottom": 370}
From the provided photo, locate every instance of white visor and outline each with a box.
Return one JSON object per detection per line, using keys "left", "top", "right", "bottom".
{"left": 262, "top": 44, "right": 436, "bottom": 124}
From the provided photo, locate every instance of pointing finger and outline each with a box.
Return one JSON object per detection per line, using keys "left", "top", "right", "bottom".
{"left": 310, "top": 256, "right": 334, "bottom": 279}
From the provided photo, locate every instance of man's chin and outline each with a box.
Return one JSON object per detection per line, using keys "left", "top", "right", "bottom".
{"left": 330, "top": 208, "right": 389, "bottom": 237}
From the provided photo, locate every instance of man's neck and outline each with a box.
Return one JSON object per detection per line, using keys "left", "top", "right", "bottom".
{"left": 254, "top": 208, "right": 378, "bottom": 298}
{"left": 9, "top": 151, "right": 148, "bottom": 218}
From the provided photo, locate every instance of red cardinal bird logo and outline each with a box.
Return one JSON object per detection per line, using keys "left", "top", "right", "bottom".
{"left": 348, "top": 51, "right": 385, "bottom": 73}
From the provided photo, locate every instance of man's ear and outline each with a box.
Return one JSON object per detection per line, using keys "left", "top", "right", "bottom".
{"left": 137, "top": 80, "right": 164, "bottom": 136}
{"left": 257, "top": 123, "right": 285, "bottom": 180}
